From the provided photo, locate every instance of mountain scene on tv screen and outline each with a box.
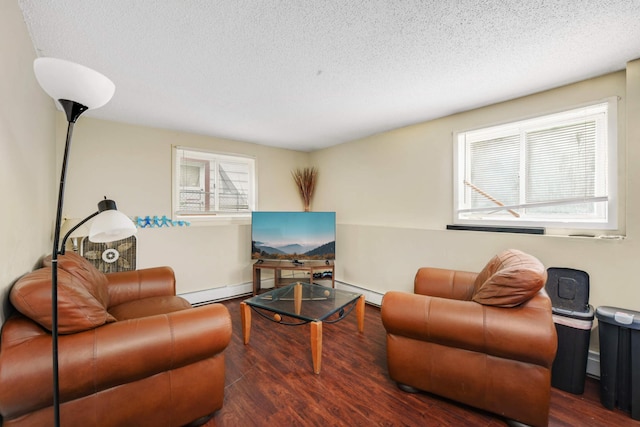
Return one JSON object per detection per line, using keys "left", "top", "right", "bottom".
{"left": 252, "top": 240, "right": 335, "bottom": 260}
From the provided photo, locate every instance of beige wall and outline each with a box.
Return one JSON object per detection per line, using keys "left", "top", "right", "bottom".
{"left": 53, "top": 65, "right": 640, "bottom": 315}
{"left": 61, "top": 65, "right": 640, "bottom": 318}
{"left": 0, "top": 0, "right": 56, "bottom": 322}
{"left": 58, "top": 117, "right": 309, "bottom": 293}
{"left": 5, "top": 0, "right": 640, "bottom": 357}
{"left": 311, "top": 66, "right": 640, "bottom": 319}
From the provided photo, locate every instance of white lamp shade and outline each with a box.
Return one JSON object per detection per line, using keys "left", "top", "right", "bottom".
{"left": 89, "top": 210, "right": 137, "bottom": 243}
{"left": 33, "top": 57, "right": 115, "bottom": 109}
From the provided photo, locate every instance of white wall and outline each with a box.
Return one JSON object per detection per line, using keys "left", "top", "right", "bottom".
{"left": 0, "top": 0, "right": 56, "bottom": 322}
{"left": 58, "top": 117, "right": 310, "bottom": 293}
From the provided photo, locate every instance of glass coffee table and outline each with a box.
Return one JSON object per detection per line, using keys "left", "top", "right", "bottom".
{"left": 240, "top": 282, "right": 365, "bottom": 374}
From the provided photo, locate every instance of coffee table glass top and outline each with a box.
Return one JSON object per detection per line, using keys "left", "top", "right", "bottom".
{"left": 243, "top": 282, "right": 362, "bottom": 322}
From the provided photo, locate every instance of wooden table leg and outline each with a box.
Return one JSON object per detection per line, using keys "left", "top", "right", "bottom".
{"left": 356, "top": 295, "right": 365, "bottom": 333}
{"left": 274, "top": 269, "right": 281, "bottom": 288}
{"left": 252, "top": 267, "right": 261, "bottom": 296}
{"left": 310, "top": 321, "right": 322, "bottom": 374}
{"left": 331, "top": 265, "right": 335, "bottom": 288}
{"left": 294, "top": 282, "right": 302, "bottom": 315}
{"left": 240, "top": 302, "right": 251, "bottom": 344}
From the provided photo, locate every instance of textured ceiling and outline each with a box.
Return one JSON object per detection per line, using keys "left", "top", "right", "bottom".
{"left": 18, "top": 1, "right": 640, "bottom": 151}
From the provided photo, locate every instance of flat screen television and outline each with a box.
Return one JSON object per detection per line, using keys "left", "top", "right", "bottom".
{"left": 251, "top": 211, "right": 336, "bottom": 262}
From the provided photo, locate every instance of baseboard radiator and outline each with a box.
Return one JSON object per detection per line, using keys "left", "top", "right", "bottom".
{"left": 180, "top": 281, "right": 601, "bottom": 378}
{"left": 180, "top": 280, "right": 383, "bottom": 306}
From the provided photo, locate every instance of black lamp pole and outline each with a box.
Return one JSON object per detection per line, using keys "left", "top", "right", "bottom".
{"left": 50, "top": 99, "right": 89, "bottom": 427}
{"left": 34, "top": 57, "right": 117, "bottom": 427}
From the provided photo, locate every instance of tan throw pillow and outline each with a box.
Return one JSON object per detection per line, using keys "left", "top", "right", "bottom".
{"left": 43, "top": 252, "right": 110, "bottom": 308}
{"left": 472, "top": 249, "right": 546, "bottom": 307}
{"left": 10, "top": 267, "right": 116, "bottom": 334}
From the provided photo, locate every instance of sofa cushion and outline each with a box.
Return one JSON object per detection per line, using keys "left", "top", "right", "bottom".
{"left": 108, "top": 295, "right": 192, "bottom": 321}
{"left": 472, "top": 249, "right": 546, "bottom": 307}
{"left": 10, "top": 267, "right": 116, "bottom": 334}
{"left": 43, "top": 252, "right": 111, "bottom": 308}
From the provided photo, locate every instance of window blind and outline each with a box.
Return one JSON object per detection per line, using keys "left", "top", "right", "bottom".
{"left": 455, "top": 98, "right": 616, "bottom": 229}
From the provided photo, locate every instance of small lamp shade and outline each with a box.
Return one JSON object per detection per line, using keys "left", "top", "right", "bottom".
{"left": 89, "top": 210, "right": 137, "bottom": 243}
{"left": 33, "top": 58, "right": 115, "bottom": 109}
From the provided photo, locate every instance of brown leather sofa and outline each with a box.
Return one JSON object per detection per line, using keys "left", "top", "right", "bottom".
{"left": 381, "top": 249, "right": 557, "bottom": 427}
{"left": 0, "top": 252, "right": 232, "bottom": 427}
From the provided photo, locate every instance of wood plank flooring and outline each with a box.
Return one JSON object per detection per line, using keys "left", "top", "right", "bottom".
{"left": 203, "top": 297, "right": 639, "bottom": 426}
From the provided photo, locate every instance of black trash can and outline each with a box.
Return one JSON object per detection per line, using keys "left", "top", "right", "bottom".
{"left": 545, "top": 268, "right": 594, "bottom": 394}
{"left": 596, "top": 306, "right": 640, "bottom": 420}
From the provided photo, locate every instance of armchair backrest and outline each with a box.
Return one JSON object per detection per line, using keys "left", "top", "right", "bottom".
{"left": 414, "top": 267, "right": 477, "bottom": 300}
{"left": 414, "top": 249, "right": 547, "bottom": 308}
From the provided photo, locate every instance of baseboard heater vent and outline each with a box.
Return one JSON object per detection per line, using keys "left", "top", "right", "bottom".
{"left": 446, "top": 225, "right": 545, "bottom": 235}
{"left": 181, "top": 281, "right": 385, "bottom": 307}
{"left": 191, "top": 294, "right": 252, "bottom": 307}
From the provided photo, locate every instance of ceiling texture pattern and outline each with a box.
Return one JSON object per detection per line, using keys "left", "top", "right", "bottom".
{"left": 18, "top": 1, "right": 640, "bottom": 151}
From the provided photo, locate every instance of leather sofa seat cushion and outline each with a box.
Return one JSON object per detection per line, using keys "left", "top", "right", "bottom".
{"left": 472, "top": 249, "right": 546, "bottom": 307}
{"left": 10, "top": 267, "right": 116, "bottom": 334}
{"left": 43, "top": 252, "right": 111, "bottom": 308}
{"left": 109, "top": 295, "right": 192, "bottom": 321}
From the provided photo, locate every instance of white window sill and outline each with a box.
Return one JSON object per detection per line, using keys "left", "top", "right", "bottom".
{"left": 174, "top": 214, "right": 251, "bottom": 227}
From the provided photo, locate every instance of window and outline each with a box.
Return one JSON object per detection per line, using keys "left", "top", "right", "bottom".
{"left": 454, "top": 98, "right": 617, "bottom": 230}
{"left": 173, "top": 147, "right": 255, "bottom": 217}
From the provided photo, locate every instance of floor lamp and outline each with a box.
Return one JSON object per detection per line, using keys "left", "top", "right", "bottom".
{"left": 33, "top": 57, "right": 136, "bottom": 426}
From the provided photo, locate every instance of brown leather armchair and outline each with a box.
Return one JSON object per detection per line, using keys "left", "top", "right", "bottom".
{"left": 381, "top": 249, "right": 557, "bottom": 427}
{"left": 0, "top": 252, "right": 232, "bottom": 427}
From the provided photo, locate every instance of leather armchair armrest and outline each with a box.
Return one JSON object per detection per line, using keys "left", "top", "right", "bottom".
{"left": 0, "top": 304, "right": 231, "bottom": 418}
{"left": 414, "top": 267, "right": 477, "bottom": 300}
{"left": 381, "top": 291, "right": 557, "bottom": 367}
{"left": 106, "top": 266, "right": 176, "bottom": 306}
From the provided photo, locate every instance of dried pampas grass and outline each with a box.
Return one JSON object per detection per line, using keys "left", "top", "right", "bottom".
{"left": 292, "top": 167, "right": 317, "bottom": 211}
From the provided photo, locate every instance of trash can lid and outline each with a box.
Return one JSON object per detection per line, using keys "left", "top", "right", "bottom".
{"left": 545, "top": 268, "right": 590, "bottom": 313}
{"left": 552, "top": 304, "right": 594, "bottom": 320}
{"left": 596, "top": 306, "right": 640, "bottom": 330}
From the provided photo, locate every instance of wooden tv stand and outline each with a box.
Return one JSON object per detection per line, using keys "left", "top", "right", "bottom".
{"left": 252, "top": 260, "right": 335, "bottom": 295}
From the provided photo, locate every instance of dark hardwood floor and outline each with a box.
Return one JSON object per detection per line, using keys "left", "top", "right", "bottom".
{"left": 203, "top": 297, "right": 638, "bottom": 426}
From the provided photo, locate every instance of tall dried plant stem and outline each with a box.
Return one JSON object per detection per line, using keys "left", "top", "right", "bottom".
{"left": 292, "top": 167, "right": 317, "bottom": 211}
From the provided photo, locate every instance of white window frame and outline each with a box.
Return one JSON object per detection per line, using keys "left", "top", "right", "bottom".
{"left": 453, "top": 97, "right": 618, "bottom": 231}
{"left": 172, "top": 146, "right": 256, "bottom": 220}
